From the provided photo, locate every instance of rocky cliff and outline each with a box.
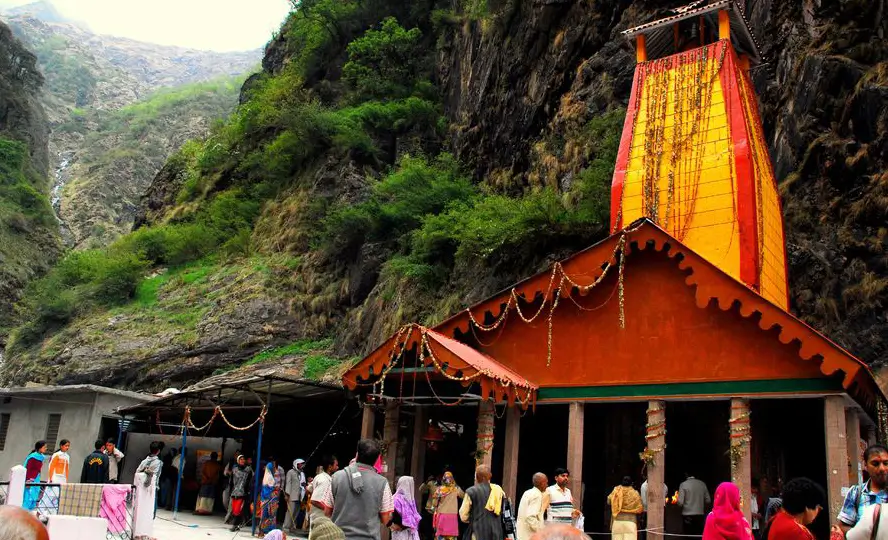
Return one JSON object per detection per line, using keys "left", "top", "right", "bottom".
{"left": 2, "top": 0, "right": 886, "bottom": 389}
{"left": 1, "top": 6, "right": 259, "bottom": 247}
{"left": 0, "top": 19, "right": 59, "bottom": 339}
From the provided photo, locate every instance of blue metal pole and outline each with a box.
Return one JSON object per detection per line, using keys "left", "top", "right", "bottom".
{"left": 172, "top": 426, "right": 187, "bottom": 520}
{"left": 251, "top": 420, "right": 265, "bottom": 536}
{"left": 116, "top": 419, "right": 124, "bottom": 450}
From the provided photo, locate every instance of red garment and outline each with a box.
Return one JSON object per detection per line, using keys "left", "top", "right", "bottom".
{"left": 703, "top": 483, "right": 754, "bottom": 540}
{"left": 25, "top": 457, "right": 42, "bottom": 481}
{"left": 766, "top": 511, "right": 814, "bottom": 540}
{"left": 231, "top": 498, "right": 245, "bottom": 516}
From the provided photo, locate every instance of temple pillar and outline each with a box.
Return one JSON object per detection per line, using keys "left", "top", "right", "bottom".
{"left": 646, "top": 401, "right": 666, "bottom": 539}
{"left": 502, "top": 405, "right": 521, "bottom": 503}
{"left": 411, "top": 406, "right": 428, "bottom": 502}
{"left": 636, "top": 35, "right": 647, "bottom": 63}
{"left": 361, "top": 403, "right": 376, "bottom": 440}
{"left": 477, "top": 400, "right": 495, "bottom": 468}
{"left": 567, "top": 402, "right": 584, "bottom": 509}
{"left": 718, "top": 10, "right": 730, "bottom": 40}
{"left": 824, "top": 395, "right": 850, "bottom": 522}
{"left": 846, "top": 408, "right": 862, "bottom": 485}
{"left": 383, "top": 401, "right": 400, "bottom": 485}
{"left": 730, "top": 398, "right": 752, "bottom": 523}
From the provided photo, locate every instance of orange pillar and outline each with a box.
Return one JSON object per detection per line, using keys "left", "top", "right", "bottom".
{"left": 730, "top": 398, "right": 752, "bottom": 523}
{"left": 719, "top": 10, "right": 730, "bottom": 40}
{"left": 739, "top": 54, "right": 751, "bottom": 71}
{"left": 636, "top": 35, "right": 647, "bottom": 63}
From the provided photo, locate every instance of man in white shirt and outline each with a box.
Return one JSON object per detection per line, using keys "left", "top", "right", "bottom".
{"left": 309, "top": 455, "right": 339, "bottom": 525}
{"left": 678, "top": 472, "right": 711, "bottom": 536}
{"left": 104, "top": 439, "right": 125, "bottom": 484}
{"left": 518, "top": 473, "right": 549, "bottom": 540}
{"left": 640, "top": 480, "right": 668, "bottom": 512}
{"left": 546, "top": 468, "right": 579, "bottom": 525}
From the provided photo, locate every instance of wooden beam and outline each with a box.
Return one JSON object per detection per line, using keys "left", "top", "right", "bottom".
{"left": 718, "top": 10, "right": 730, "bottom": 40}
{"left": 636, "top": 34, "right": 647, "bottom": 62}
{"left": 567, "top": 402, "right": 584, "bottom": 509}
{"left": 411, "top": 407, "right": 428, "bottom": 503}
{"left": 502, "top": 405, "right": 521, "bottom": 503}
{"left": 383, "top": 401, "right": 400, "bottom": 485}
{"left": 646, "top": 401, "right": 666, "bottom": 539}
{"left": 361, "top": 404, "right": 376, "bottom": 440}
{"left": 824, "top": 396, "right": 850, "bottom": 522}
{"left": 846, "top": 408, "right": 862, "bottom": 487}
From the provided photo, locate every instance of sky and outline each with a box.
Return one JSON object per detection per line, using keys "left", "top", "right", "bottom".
{"left": 3, "top": 0, "right": 292, "bottom": 51}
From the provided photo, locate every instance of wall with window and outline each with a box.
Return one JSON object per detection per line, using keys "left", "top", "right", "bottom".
{"left": 0, "top": 393, "right": 95, "bottom": 482}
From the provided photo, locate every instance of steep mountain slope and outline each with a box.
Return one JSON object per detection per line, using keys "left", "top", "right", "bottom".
{"left": 1, "top": 5, "right": 260, "bottom": 247}
{"left": 55, "top": 77, "right": 244, "bottom": 248}
{"left": 0, "top": 20, "right": 59, "bottom": 338}
{"left": 2, "top": 0, "right": 886, "bottom": 389}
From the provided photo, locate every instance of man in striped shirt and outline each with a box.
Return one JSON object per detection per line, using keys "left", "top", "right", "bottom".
{"left": 546, "top": 468, "right": 579, "bottom": 525}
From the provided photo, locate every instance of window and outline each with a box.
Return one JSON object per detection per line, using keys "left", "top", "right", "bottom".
{"left": 44, "top": 414, "right": 62, "bottom": 453}
{"left": 0, "top": 413, "right": 9, "bottom": 451}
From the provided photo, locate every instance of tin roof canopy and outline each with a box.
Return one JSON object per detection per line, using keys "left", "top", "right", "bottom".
{"left": 622, "top": 0, "right": 762, "bottom": 64}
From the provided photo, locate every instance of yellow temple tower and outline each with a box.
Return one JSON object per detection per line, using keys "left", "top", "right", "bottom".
{"left": 611, "top": 0, "right": 789, "bottom": 308}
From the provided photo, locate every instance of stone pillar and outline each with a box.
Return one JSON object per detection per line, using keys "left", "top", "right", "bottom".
{"left": 846, "top": 408, "right": 862, "bottom": 485}
{"left": 730, "top": 398, "right": 752, "bottom": 523}
{"left": 411, "top": 407, "right": 428, "bottom": 503}
{"left": 362, "top": 404, "right": 376, "bottom": 440}
{"left": 477, "top": 400, "right": 495, "bottom": 468}
{"left": 383, "top": 401, "right": 400, "bottom": 485}
{"left": 7, "top": 465, "right": 25, "bottom": 507}
{"left": 825, "top": 395, "right": 850, "bottom": 522}
{"left": 646, "top": 401, "right": 667, "bottom": 539}
{"left": 567, "top": 402, "right": 585, "bottom": 509}
{"left": 502, "top": 405, "right": 521, "bottom": 503}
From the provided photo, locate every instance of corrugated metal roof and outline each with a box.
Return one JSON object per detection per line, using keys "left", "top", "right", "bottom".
{"left": 621, "top": 0, "right": 762, "bottom": 64}
{"left": 0, "top": 384, "right": 151, "bottom": 401}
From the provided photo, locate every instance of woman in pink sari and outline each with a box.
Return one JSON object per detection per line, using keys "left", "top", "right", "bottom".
{"left": 703, "top": 483, "right": 754, "bottom": 540}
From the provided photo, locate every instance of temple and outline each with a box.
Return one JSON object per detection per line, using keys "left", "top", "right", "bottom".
{"left": 341, "top": 1, "right": 886, "bottom": 538}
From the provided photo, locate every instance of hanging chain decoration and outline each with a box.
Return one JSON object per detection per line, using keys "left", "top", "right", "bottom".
{"left": 181, "top": 404, "right": 268, "bottom": 433}
{"left": 468, "top": 227, "right": 637, "bottom": 370}
{"left": 729, "top": 405, "right": 751, "bottom": 473}
{"left": 640, "top": 402, "right": 666, "bottom": 470}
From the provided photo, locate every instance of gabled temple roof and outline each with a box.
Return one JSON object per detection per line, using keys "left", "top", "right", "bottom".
{"left": 343, "top": 220, "right": 884, "bottom": 408}
{"left": 622, "top": 0, "right": 762, "bottom": 64}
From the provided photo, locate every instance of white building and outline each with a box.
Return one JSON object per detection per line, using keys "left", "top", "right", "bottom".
{"left": 0, "top": 384, "right": 150, "bottom": 481}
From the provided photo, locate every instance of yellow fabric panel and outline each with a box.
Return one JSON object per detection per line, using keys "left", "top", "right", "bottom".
{"left": 620, "top": 49, "right": 741, "bottom": 283}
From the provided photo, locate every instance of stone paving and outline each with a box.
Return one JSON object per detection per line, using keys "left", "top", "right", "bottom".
{"left": 152, "top": 509, "right": 308, "bottom": 540}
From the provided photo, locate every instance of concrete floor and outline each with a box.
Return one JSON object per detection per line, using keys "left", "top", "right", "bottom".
{"left": 152, "top": 510, "right": 308, "bottom": 540}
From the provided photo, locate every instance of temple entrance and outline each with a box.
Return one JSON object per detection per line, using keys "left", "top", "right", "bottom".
{"left": 583, "top": 402, "right": 648, "bottom": 534}
{"left": 664, "top": 401, "right": 731, "bottom": 534}
{"left": 751, "top": 398, "right": 830, "bottom": 540}
{"left": 514, "top": 404, "right": 569, "bottom": 499}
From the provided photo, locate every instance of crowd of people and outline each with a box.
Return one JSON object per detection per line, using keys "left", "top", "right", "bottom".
{"left": 19, "top": 437, "right": 125, "bottom": 510}
{"left": 8, "top": 437, "right": 888, "bottom": 540}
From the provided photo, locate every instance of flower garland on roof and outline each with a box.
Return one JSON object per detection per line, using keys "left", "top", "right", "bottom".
{"left": 467, "top": 226, "right": 638, "bottom": 369}
{"left": 371, "top": 323, "right": 536, "bottom": 408}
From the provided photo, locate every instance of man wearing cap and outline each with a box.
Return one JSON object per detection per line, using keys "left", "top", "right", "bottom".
{"left": 286, "top": 458, "right": 307, "bottom": 532}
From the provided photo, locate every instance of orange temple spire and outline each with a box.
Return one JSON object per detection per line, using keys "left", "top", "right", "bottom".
{"left": 610, "top": 0, "right": 789, "bottom": 309}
